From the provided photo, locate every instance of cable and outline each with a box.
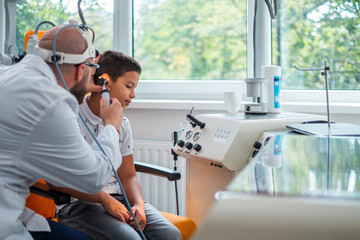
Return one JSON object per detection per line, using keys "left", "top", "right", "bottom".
{"left": 171, "top": 129, "right": 183, "bottom": 216}
{"left": 34, "top": 21, "right": 56, "bottom": 35}
{"left": 50, "top": 18, "right": 147, "bottom": 240}
{"left": 78, "top": 112, "right": 147, "bottom": 240}
{"left": 78, "top": 0, "right": 87, "bottom": 27}
{"left": 264, "top": 0, "right": 277, "bottom": 19}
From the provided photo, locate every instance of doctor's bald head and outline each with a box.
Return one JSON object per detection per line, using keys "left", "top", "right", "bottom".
{"left": 39, "top": 25, "right": 88, "bottom": 56}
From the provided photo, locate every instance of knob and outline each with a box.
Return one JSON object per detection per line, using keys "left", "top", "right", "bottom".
{"left": 193, "top": 143, "right": 202, "bottom": 152}
{"left": 185, "top": 142, "right": 193, "bottom": 150}
{"left": 253, "top": 141, "right": 262, "bottom": 150}
{"left": 251, "top": 149, "right": 259, "bottom": 158}
{"left": 177, "top": 140, "right": 185, "bottom": 147}
{"left": 264, "top": 136, "right": 271, "bottom": 145}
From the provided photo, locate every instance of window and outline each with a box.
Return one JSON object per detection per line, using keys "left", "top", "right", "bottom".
{"left": 10, "top": 0, "right": 360, "bottom": 110}
{"left": 272, "top": 0, "right": 360, "bottom": 90}
{"left": 133, "top": 0, "right": 247, "bottom": 81}
{"left": 16, "top": 0, "right": 113, "bottom": 54}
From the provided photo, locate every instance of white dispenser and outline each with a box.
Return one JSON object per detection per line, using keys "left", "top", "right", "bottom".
{"left": 244, "top": 78, "right": 268, "bottom": 114}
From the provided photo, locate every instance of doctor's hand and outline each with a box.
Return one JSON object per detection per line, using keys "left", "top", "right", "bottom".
{"left": 87, "top": 81, "right": 109, "bottom": 93}
{"left": 101, "top": 194, "right": 129, "bottom": 223}
{"left": 128, "top": 205, "right": 146, "bottom": 231}
{"left": 100, "top": 97, "right": 124, "bottom": 131}
{"left": 87, "top": 53, "right": 108, "bottom": 93}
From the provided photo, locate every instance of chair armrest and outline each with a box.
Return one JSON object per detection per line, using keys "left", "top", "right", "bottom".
{"left": 29, "top": 162, "right": 180, "bottom": 205}
{"left": 29, "top": 181, "right": 71, "bottom": 205}
{"left": 134, "top": 161, "right": 181, "bottom": 181}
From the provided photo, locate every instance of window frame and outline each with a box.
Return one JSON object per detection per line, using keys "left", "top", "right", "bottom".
{"left": 104, "top": 1, "right": 360, "bottom": 114}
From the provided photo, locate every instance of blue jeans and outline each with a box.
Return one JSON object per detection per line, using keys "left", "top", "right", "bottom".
{"left": 30, "top": 219, "right": 92, "bottom": 240}
{"left": 57, "top": 195, "right": 182, "bottom": 240}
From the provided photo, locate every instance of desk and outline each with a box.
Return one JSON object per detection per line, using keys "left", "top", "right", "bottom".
{"left": 191, "top": 132, "right": 360, "bottom": 240}
{"left": 174, "top": 112, "right": 325, "bottom": 225}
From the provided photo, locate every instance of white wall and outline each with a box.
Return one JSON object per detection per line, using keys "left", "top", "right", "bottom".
{"left": 126, "top": 108, "right": 220, "bottom": 141}
{"left": 126, "top": 107, "right": 360, "bottom": 141}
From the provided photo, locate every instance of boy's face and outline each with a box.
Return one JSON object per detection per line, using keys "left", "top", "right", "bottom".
{"left": 109, "top": 71, "right": 139, "bottom": 110}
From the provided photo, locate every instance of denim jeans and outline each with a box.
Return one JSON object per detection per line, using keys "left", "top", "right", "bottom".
{"left": 57, "top": 195, "right": 182, "bottom": 240}
{"left": 30, "top": 219, "right": 92, "bottom": 240}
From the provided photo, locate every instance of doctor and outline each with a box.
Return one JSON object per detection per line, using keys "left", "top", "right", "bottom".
{"left": 0, "top": 25, "right": 123, "bottom": 239}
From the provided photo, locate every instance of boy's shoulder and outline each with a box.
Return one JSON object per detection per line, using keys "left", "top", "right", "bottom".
{"left": 122, "top": 116, "right": 131, "bottom": 128}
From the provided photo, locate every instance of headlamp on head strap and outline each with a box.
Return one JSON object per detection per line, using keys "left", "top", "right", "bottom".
{"left": 33, "top": 23, "right": 96, "bottom": 65}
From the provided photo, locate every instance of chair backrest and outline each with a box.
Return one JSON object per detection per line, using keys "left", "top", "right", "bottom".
{"left": 24, "top": 30, "right": 46, "bottom": 52}
{"left": 25, "top": 179, "right": 56, "bottom": 219}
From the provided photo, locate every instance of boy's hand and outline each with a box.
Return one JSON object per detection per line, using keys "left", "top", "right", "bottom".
{"left": 100, "top": 97, "right": 124, "bottom": 131}
{"left": 128, "top": 205, "right": 146, "bottom": 231}
{"left": 101, "top": 194, "right": 129, "bottom": 223}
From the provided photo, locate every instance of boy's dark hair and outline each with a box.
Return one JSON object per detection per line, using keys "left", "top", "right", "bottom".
{"left": 93, "top": 50, "right": 142, "bottom": 84}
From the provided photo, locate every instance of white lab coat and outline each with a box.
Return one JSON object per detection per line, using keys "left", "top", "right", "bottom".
{"left": 0, "top": 55, "right": 121, "bottom": 240}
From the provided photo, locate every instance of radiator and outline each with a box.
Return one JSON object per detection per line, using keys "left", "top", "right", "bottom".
{"left": 133, "top": 140, "right": 186, "bottom": 216}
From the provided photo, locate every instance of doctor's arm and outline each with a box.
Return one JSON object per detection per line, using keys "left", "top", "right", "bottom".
{"left": 20, "top": 101, "right": 122, "bottom": 194}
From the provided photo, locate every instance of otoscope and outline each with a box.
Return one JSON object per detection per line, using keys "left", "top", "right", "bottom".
{"left": 97, "top": 73, "right": 111, "bottom": 105}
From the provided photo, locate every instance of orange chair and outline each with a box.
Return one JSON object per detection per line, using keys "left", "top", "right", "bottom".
{"left": 27, "top": 162, "right": 196, "bottom": 239}
{"left": 24, "top": 30, "right": 46, "bottom": 52}
{"left": 26, "top": 179, "right": 58, "bottom": 220}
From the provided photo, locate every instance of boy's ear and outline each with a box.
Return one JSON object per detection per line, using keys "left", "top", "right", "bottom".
{"left": 97, "top": 73, "right": 113, "bottom": 86}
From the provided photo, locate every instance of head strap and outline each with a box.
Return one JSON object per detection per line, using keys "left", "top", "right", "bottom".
{"left": 33, "top": 26, "right": 95, "bottom": 64}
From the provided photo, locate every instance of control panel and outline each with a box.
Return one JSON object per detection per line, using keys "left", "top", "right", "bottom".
{"left": 173, "top": 112, "right": 326, "bottom": 171}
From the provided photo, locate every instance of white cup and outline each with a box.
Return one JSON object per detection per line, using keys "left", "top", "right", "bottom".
{"left": 224, "top": 91, "right": 242, "bottom": 114}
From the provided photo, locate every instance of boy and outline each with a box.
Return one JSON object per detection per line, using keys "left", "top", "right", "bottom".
{"left": 54, "top": 50, "right": 182, "bottom": 240}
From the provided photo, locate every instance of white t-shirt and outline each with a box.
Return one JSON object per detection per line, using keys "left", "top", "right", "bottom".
{"left": 78, "top": 96, "right": 134, "bottom": 194}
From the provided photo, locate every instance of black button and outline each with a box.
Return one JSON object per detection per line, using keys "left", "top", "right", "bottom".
{"left": 193, "top": 143, "right": 202, "bottom": 152}
{"left": 253, "top": 141, "right": 262, "bottom": 149}
{"left": 177, "top": 140, "right": 185, "bottom": 147}
{"left": 185, "top": 142, "right": 193, "bottom": 150}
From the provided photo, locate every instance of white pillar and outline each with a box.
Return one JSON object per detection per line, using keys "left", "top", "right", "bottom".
{"left": 247, "top": 0, "right": 271, "bottom": 78}
{"left": 113, "top": 0, "right": 132, "bottom": 56}
{"left": 4, "top": 0, "right": 18, "bottom": 56}
{"left": 0, "top": 0, "right": 5, "bottom": 54}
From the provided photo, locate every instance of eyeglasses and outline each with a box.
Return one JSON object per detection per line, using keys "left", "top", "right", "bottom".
{"left": 74, "top": 62, "right": 100, "bottom": 69}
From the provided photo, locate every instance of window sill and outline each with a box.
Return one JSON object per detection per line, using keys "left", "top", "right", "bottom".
{"left": 130, "top": 99, "right": 224, "bottom": 111}
{"left": 129, "top": 99, "right": 360, "bottom": 115}
{"left": 282, "top": 102, "right": 360, "bottom": 114}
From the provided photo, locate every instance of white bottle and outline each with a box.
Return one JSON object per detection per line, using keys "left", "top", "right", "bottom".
{"left": 262, "top": 65, "right": 282, "bottom": 113}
